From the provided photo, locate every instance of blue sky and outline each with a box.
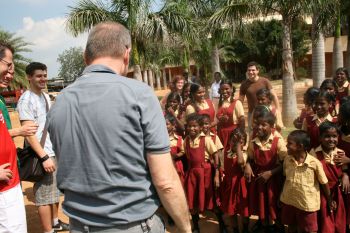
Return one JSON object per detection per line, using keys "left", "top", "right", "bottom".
{"left": 0, "top": 0, "right": 163, "bottom": 78}
{"left": 0, "top": 0, "right": 87, "bottom": 78}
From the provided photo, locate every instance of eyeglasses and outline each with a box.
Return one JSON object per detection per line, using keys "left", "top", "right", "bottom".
{"left": 0, "top": 58, "right": 14, "bottom": 69}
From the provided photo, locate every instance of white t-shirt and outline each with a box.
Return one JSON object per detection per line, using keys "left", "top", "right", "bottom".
{"left": 210, "top": 81, "right": 221, "bottom": 99}
{"left": 17, "top": 90, "right": 54, "bottom": 156}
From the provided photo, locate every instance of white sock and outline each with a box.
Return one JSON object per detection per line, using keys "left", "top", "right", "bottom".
{"left": 53, "top": 218, "right": 59, "bottom": 225}
{"left": 44, "top": 230, "right": 54, "bottom": 233}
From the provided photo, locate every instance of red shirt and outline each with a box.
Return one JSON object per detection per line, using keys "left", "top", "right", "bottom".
{"left": 0, "top": 111, "right": 20, "bottom": 192}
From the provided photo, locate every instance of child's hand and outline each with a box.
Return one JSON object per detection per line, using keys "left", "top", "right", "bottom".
{"left": 218, "top": 114, "right": 229, "bottom": 123}
{"left": 257, "top": 170, "right": 272, "bottom": 183}
{"left": 334, "top": 152, "right": 350, "bottom": 166}
{"left": 167, "top": 107, "right": 176, "bottom": 116}
{"left": 214, "top": 171, "right": 220, "bottom": 189}
{"left": 244, "top": 164, "right": 254, "bottom": 183}
{"left": 327, "top": 200, "right": 337, "bottom": 213}
{"left": 342, "top": 174, "right": 350, "bottom": 194}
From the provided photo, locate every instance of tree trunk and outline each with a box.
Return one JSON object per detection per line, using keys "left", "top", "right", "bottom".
{"left": 163, "top": 69, "right": 167, "bottom": 89}
{"left": 333, "top": 36, "right": 343, "bottom": 73}
{"left": 211, "top": 45, "right": 221, "bottom": 76}
{"left": 133, "top": 65, "right": 142, "bottom": 81}
{"left": 156, "top": 71, "right": 161, "bottom": 90}
{"left": 142, "top": 69, "right": 148, "bottom": 84}
{"left": 333, "top": 13, "right": 343, "bottom": 74}
{"left": 281, "top": 19, "right": 298, "bottom": 127}
{"left": 312, "top": 13, "right": 325, "bottom": 87}
{"left": 148, "top": 69, "right": 154, "bottom": 89}
{"left": 168, "top": 68, "right": 172, "bottom": 84}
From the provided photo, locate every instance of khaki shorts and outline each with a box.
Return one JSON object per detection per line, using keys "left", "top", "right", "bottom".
{"left": 33, "top": 156, "right": 60, "bottom": 206}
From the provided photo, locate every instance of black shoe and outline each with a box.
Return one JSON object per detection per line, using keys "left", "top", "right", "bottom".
{"left": 52, "top": 219, "right": 69, "bottom": 231}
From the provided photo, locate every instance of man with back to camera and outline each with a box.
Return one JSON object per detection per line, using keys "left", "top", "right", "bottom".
{"left": 47, "top": 22, "right": 192, "bottom": 233}
{"left": 17, "top": 62, "right": 69, "bottom": 233}
{"left": 239, "top": 61, "right": 280, "bottom": 132}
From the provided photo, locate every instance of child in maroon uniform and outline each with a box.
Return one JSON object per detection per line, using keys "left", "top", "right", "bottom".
{"left": 310, "top": 121, "right": 347, "bottom": 233}
{"left": 294, "top": 87, "right": 319, "bottom": 129}
{"left": 216, "top": 80, "right": 245, "bottom": 149}
{"left": 220, "top": 128, "right": 249, "bottom": 233}
{"left": 164, "top": 92, "right": 185, "bottom": 135}
{"left": 201, "top": 114, "right": 226, "bottom": 232}
{"left": 165, "top": 114, "right": 185, "bottom": 185}
{"left": 244, "top": 111, "right": 287, "bottom": 232}
{"left": 320, "top": 79, "right": 338, "bottom": 117}
{"left": 184, "top": 113, "right": 219, "bottom": 233}
{"left": 281, "top": 130, "right": 335, "bottom": 233}
{"left": 255, "top": 88, "right": 284, "bottom": 132}
{"left": 334, "top": 67, "right": 350, "bottom": 104}
{"left": 302, "top": 91, "right": 337, "bottom": 150}
{"left": 186, "top": 83, "right": 216, "bottom": 132}
{"left": 336, "top": 100, "right": 350, "bottom": 231}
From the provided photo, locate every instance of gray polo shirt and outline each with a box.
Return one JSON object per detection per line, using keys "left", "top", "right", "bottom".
{"left": 47, "top": 65, "right": 170, "bottom": 226}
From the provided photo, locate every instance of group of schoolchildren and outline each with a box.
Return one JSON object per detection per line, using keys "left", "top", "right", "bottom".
{"left": 162, "top": 66, "right": 350, "bottom": 233}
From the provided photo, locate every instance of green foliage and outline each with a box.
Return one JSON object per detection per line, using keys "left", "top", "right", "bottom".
{"left": 0, "top": 29, "right": 32, "bottom": 89}
{"left": 227, "top": 19, "right": 310, "bottom": 81}
{"left": 66, "top": 0, "right": 193, "bottom": 70}
{"left": 57, "top": 47, "right": 85, "bottom": 82}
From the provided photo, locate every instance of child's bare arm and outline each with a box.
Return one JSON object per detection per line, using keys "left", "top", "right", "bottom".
{"left": 173, "top": 152, "right": 185, "bottom": 159}
{"left": 236, "top": 143, "right": 245, "bottom": 167}
{"left": 257, "top": 164, "right": 282, "bottom": 183}
{"left": 320, "top": 183, "right": 337, "bottom": 213}
{"left": 212, "top": 151, "right": 220, "bottom": 189}
{"left": 341, "top": 172, "right": 350, "bottom": 194}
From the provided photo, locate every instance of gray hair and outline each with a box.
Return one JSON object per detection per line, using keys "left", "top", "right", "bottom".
{"left": 84, "top": 21, "right": 131, "bottom": 64}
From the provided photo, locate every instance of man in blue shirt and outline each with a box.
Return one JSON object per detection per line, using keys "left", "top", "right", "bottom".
{"left": 47, "top": 22, "right": 191, "bottom": 233}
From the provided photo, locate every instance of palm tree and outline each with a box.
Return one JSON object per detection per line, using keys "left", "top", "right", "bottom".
{"left": 66, "top": 0, "right": 192, "bottom": 81}
{"left": 0, "top": 29, "right": 32, "bottom": 89}
{"left": 209, "top": 0, "right": 314, "bottom": 126}
{"left": 332, "top": 3, "right": 343, "bottom": 74}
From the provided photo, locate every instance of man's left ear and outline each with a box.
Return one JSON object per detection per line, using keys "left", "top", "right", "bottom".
{"left": 123, "top": 47, "right": 131, "bottom": 66}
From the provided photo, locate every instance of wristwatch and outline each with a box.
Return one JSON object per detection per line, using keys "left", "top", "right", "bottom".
{"left": 39, "top": 154, "right": 50, "bottom": 163}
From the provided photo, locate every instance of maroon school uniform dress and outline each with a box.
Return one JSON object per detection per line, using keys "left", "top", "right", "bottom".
{"left": 338, "top": 134, "right": 350, "bottom": 224}
{"left": 220, "top": 148, "right": 248, "bottom": 216}
{"left": 171, "top": 135, "right": 185, "bottom": 186}
{"left": 337, "top": 85, "right": 349, "bottom": 104}
{"left": 316, "top": 151, "right": 346, "bottom": 233}
{"left": 248, "top": 136, "right": 282, "bottom": 221}
{"left": 216, "top": 100, "right": 238, "bottom": 149}
{"left": 305, "top": 115, "right": 337, "bottom": 150}
{"left": 185, "top": 136, "right": 214, "bottom": 212}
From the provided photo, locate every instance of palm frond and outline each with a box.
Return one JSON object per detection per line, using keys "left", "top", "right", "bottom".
{"left": 66, "top": 0, "right": 119, "bottom": 36}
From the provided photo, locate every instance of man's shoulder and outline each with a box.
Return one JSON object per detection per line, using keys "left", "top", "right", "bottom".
{"left": 17, "top": 90, "right": 33, "bottom": 104}
{"left": 258, "top": 77, "right": 272, "bottom": 84}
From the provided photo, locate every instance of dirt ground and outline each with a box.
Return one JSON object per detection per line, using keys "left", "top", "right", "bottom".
{"left": 11, "top": 81, "right": 309, "bottom": 233}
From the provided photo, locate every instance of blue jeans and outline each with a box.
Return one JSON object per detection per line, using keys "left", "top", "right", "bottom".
{"left": 69, "top": 214, "right": 165, "bottom": 233}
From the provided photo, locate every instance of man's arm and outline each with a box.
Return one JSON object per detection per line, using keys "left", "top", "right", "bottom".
{"left": 147, "top": 152, "right": 191, "bottom": 233}
{"left": 270, "top": 89, "right": 280, "bottom": 110}
{"left": 8, "top": 122, "right": 38, "bottom": 137}
{"left": 21, "top": 120, "right": 55, "bottom": 173}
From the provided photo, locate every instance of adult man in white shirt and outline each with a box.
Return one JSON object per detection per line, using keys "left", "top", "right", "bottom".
{"left": 210, "top": 71, "right": 222, "bottom": 111}
{"left": 17, "top": 62, "right": 68, "bottom": 233}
